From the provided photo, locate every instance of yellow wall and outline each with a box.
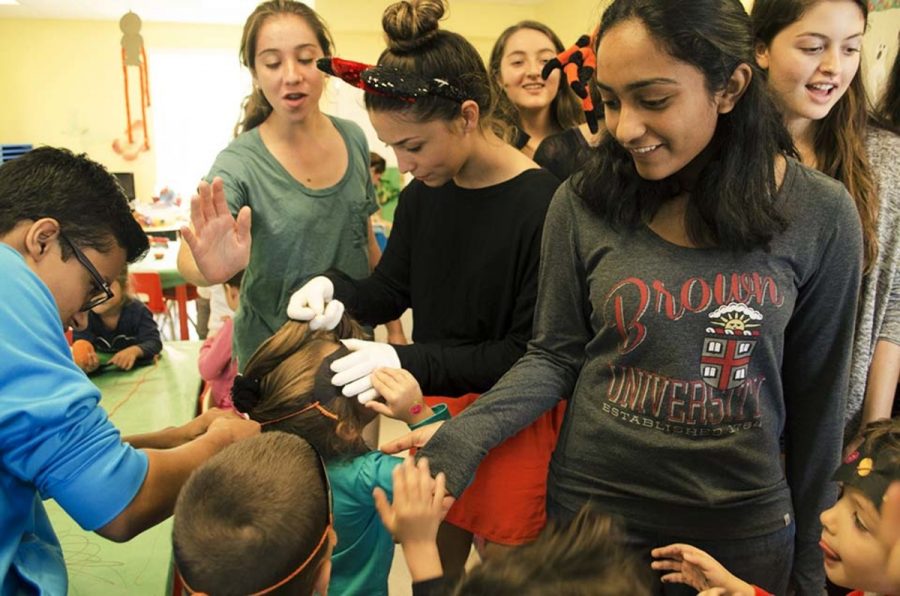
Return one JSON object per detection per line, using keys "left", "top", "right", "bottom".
{"left": 0, "top": 0, "right": 896, "bottom": 200}
{"left": 0, "top": 18, "right": 243, "bottom": 200}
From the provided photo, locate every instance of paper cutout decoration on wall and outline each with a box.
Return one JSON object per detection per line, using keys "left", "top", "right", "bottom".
{"left": 113, "top": 11, "right": 151, "bottom": 160}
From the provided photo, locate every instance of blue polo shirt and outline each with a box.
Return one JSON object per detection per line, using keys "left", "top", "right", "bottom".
{"left": 0, "top": 243, "right": 148, "bottom": 595}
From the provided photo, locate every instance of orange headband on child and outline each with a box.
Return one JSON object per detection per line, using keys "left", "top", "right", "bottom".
{"left": 178, "top": 448, "right": 335, "bottom": 595}
{"left": 232, "top": 345, "right": 350, "bottom": 424}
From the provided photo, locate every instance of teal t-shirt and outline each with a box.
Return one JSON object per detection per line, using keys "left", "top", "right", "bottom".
{"left": 207, "top": 116, "right": 378, "bottom": 368}
{"left": 327, "top": 451, "right": 401, "bottom": 596}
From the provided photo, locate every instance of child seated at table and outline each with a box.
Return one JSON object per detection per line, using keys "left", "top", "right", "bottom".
{"left": 73, "top": 265, "right": 162, "bottom": 372}
{"left": 173, "top": 431, "right": 335, "bottom": 595}
{"left": 233, "top": 314, "right": 449, "bottom": 596}
{"left": 198, "top": 270, "right": 242, "bottom": 409}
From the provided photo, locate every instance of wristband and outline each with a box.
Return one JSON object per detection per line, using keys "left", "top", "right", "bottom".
{"left": 408, "top": 403, "right": 450, "bottom": 430}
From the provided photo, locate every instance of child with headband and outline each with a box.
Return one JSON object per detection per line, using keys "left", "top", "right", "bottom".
{"left": 174, "top": 432, "right": 334, "bottom": 595}
{"left": 652, "top": 418, "right": 900, "bottom": 596}
{"left": 231, "top": 314, "right": 449, "bottom": 596}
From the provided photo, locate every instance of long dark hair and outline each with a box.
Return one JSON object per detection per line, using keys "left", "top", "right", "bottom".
{"left": 235, "top": 0, "right": 334, "bottom": 135}
{"left": 752, "top": 0, "right": 878, "bottom": 272}
{"left": 574, "top": 0, "right": 795, "bottom": 252}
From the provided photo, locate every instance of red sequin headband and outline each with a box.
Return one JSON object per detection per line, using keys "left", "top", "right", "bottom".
{"left": 317, "top": 56, "right": 468, "bottom": 104}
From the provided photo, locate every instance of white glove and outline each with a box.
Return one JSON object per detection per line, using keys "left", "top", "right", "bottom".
{"left": 331, "top": 339, "right": 401, "bottom": 403}
{"left": 286, "top": 276, "right": 344, "bottom": 331}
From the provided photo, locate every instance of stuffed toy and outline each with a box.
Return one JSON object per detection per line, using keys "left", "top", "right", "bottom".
{"left": 72, "top": 339, "right": 97, "bottom": 370}
{"left": 541, "top": 34, "right": 600, "bottom": 133}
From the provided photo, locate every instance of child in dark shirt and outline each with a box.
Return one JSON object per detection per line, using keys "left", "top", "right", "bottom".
{"left": 73, "top": 266, "right": 162, "bottom": 372}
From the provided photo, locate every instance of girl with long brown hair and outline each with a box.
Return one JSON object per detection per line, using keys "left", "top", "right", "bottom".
{"left": 752, "top": 0, "right": 900, "bottom": 452}
{"left": 177, "top": 0, "right": 384, "bottom": 370}
{"left": 488, "top": 21, "right": 584, "bottom": 158}
{"left": 234, "top": 314, "right": 447, "bottom": 595}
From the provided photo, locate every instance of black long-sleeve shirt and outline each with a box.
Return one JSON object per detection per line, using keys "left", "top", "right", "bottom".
{"left": 329, "top": 169, "right": 559, "bottom": 396}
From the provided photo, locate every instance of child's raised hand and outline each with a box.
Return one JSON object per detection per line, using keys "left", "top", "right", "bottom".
{"left": 373, "top": 457, "right": 445, "bottom": 582}
{"left": 366, "top": 367, "right": 428, "bottom": 424}
{"left": 109, "top": 346, "right": 143, "bottom": 370}
{"left": 374, "top": 457, "right": 446, "bottom": 545}
{"left": 181, "top": 177, "right": 251, "bottom": 284}
{"left": 651, "top": 544, "right": 755, "bottom": 596}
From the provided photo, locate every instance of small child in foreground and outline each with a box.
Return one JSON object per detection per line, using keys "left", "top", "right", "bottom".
{"left": 652, "top": 418, "right": 900, "bottom": 596}
{"left": 173, "top": 431, "right": 334, "bottom": 595}
{"left": 376, "top": 458, "right": 652, "bottom": 596}
{"left": 234, "top": 314, "right": 449, "bottom": 596}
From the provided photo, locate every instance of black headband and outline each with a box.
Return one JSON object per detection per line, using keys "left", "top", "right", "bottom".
{"left": 231, "top": 344, "right": 351, "bottom": 417}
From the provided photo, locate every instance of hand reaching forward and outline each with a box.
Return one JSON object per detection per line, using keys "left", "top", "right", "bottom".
{"left": 651, "top": 543, "right": 756, "bottom": 596}
{"left": 373, "top": 457, "right": 449, "bottom": 582}
{"left": 181, "top": 177, "right": 251, "bottom": 284}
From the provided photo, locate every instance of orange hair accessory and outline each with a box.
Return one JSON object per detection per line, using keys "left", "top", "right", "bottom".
{"left": 542, "top": 33, "right": 600, "bottom": 133}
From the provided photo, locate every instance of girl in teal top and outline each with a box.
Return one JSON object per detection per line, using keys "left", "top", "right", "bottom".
{"left": 232, "top": 313, "right": 448, "bottom": 596}
{"left": 177, "top": 0, "right": 379, "bottom": 368}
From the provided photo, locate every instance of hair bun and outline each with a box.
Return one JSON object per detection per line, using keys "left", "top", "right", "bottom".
{"left": 382, "top": 0, "right": 445, "bottom": 53}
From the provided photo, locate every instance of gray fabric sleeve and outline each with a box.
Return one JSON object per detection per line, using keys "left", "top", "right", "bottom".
{"left": 419, "top": 185, "right": 590, "bottom": 496}
{"left": 783, "top": 186, "right": 863, "bottom": 594}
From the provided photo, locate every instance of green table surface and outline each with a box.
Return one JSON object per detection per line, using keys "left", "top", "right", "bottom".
{"left": 44, "top": 342, "right": 201, "bottom": 596}
{"left": 130, "top": 239, "right": 186, "bottom": 289}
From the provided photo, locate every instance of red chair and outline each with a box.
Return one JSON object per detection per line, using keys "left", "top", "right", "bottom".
{"left": 130, "top": 271, "right": 176, "bottom": 339}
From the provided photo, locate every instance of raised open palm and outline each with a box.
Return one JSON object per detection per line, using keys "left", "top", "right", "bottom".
{"left": 181, "top": 177, "right": 251, "bottom": 284}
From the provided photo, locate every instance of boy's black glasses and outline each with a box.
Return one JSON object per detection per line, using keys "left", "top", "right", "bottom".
{"left": 58, "top": 231, "right": 114, "bottom": 312}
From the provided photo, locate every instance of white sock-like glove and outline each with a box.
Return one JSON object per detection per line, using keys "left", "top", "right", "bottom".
{"left": 286, "top": 276, "right": 344, "bottom": 331}
{"left": 331, "top": 339, "right": 401, "bottom": 403}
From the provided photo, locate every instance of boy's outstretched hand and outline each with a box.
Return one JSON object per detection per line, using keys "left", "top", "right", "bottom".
{"left": 373, "top": 457, "right": 447, "bottom": 582}
{"left": 651, "top": 543, "right": 756, "bottom": 596}
{"left": 181, "top": 177, "right": 251, "bottom": 284}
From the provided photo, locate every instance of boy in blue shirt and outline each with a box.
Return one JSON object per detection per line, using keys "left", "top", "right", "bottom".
{"left": 0, "top": 147, "right": 259, "bottom": 595}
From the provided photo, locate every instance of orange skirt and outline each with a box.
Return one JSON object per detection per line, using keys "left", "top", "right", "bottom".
{"left": 424, "top": 393, "right": 566, "bottom": 545}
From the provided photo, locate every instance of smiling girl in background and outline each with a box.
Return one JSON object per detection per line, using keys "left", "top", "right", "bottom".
{"left": 752, "top": 0, "right": 900, "bottom": 453}
{"left": 489, "top": 21, "right": 583, "bottom": 159}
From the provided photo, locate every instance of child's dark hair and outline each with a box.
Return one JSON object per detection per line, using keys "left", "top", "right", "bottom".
{"left": 752, "top": 0, "right": 879, "bottom": 272}
{"left": 225, "top": 269, "right": 244, "bottom": 289}
{"left": 0, "top": 147, "right": 148, "bottom": 262}
{"left": 173, "top": 432, "right": 330, "bottom": 596}
{"left": 370, "top": 151, "right": 387, "bottom": 175}
{"left": 236, "top": 315, "right": 370, "bottom": 460}
{"left": 365, "top": 0, "right": 500, "bottom": 134}
{"left": 235, "top": 0, "right": 334, "bottom": 135}
{"left": 453, "top": 504, "right": 651, "bottom": 595}
{"left": 575, "top": 0, "right": 795, "bottom": 252}
{"left": 859, "top": 418, "right": 900, "bottom": 474}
